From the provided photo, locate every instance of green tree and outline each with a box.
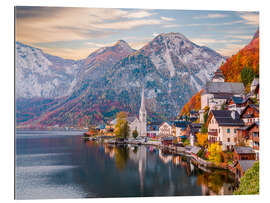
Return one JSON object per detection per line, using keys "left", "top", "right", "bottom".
{"left": 234, "top": 161, "right": 259, "bottom": 195}
{"left": 132, "top": 129, "right": 139, "bottom": 139}
{"left": 201, "top": 124, "right": 208, "bottom": 134}
{"left": 241, "top": 66, "right": 255, "bottom": 87}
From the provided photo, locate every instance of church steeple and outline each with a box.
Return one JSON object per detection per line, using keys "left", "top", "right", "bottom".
{"left": 140, "top": 87, "right": 146, "bottom": 113}
{"left": 139, "top": 87, "right": 147, "bottom": 136}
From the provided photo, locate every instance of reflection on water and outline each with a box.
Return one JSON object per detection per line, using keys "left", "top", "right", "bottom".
{"left": 15, "top": 131, "right": 236, "bottom": 199}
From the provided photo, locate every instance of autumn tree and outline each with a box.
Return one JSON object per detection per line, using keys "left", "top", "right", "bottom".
{"left": 208, "top": 143, "right": 222, "bottom": 163}
{"left": 196, "top": 132, "right": 208, "bottom": 148}
{"left": 114, "top": 112, "right": 130, "bottom": 139}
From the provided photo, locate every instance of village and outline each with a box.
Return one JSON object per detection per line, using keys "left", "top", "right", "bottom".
{"left": 84, "top": 68, "right": 259, "bottom": 182}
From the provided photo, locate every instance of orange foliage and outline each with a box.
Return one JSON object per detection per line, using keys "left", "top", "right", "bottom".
{"left": 180, "top": 89, "right": 204, "bottom": 116}
{"left": 220, "top": 29, "right": 259, "bottom": 82}
{"left": 180, "top": 29, "right": 259, "bottom": 116}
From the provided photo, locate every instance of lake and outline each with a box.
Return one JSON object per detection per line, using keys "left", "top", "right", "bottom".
{"left": 15, "top": 131, "right": 236, "bottom": 199}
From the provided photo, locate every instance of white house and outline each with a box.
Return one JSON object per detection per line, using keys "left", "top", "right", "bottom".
{"left": 159, "top": 122, "right": 173, "bottom": 137}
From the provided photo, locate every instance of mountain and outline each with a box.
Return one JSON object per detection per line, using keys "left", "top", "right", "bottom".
{"left": 179, "top": 29, "right": 259, "bottom": 116}
{"left": 15, "top": 42, "right": 82, "bottom": 99}
{"left": 16, "top": 33, "right": 225, "bottom": 128}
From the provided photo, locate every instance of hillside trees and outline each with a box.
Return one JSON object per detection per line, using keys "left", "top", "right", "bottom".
{"left": 234, "top": 161, "right": 259, "bottom": 195}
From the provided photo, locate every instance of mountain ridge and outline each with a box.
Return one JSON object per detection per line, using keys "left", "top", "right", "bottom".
{"left": 16, "top": 32, "right": 225, "bottom": 128}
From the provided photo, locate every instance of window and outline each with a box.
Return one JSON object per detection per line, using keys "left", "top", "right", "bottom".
{"left": 227, "top": 138, "right": 230, "bottom": 142}
{"left": 227, "top": 128, "right": 230, "bottom": 133}
{"left": 234, "top": 129, "right": 237, "bottom": 134}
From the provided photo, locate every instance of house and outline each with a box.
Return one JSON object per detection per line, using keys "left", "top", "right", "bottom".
{"left": 233, "top": 146, "right": 256, "bottom": 162}
{"left": 159, "top": 122, "right": 173, "bottom": 138}
{"left": 227, "top": 96, "right": 253, "bottom": 114}
{"left": 147, "top": 121, "right": 162, "bottom": 138}
{"left": 185, "top": 123, "right": 202, "bottom": 146}
{"left": 207, "top": 110, "right": 245, "bottom": 151}
{"left": 172, "top": 120, "right": 190, "bottom": 136}
{"left": 246, "top": 122, "right": 259, "bottom": 159}
{"left": 250, "top": 78, "right": 259, "bottom": 100}
{"left": 235, "top": 160, "right": 256, "bottom": 180}
{"left": 240, "top": 104, "right": 259, "bottom": 126}
{"left": 161, "top": 136, "right": 176, "bottom": 145}
{"left": 126, "top": 116, "right": 141, "bottom": 138}
{"left": 201, "top": 69, "right": 245, "bottom": 111}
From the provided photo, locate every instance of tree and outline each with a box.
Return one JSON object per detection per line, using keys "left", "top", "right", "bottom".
{"left": 241, "top": 66, "right": 255, "bottom": 87}
{"left": 132, "top": 129, "right": 138, "bottom": 139}
{"left": 201, "top": 124, "right": 208, "bottom": 134}
{"left": 208, "top": 143, "right": 222, "bottom": 163}
{"left": 196, "top": 132, "right": 208, "bottom": 147}
{"left": 114, "top": 112, "right": 129, "bottom": 139}
{"left": 234, "top": 161, "right": 259, "bottom": 195}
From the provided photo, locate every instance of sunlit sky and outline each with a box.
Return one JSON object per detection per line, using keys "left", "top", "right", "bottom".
{"left": 15, "top": 7, "right": 259, "bottom": 59}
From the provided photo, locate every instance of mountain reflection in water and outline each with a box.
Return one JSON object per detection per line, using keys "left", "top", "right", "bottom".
{"left": 15, "top": 132, "right": 236, "bottom": 199}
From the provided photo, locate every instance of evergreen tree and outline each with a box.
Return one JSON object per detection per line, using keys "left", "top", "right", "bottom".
{"left": 241, "top": 66, "right": 255, "bottom": 87}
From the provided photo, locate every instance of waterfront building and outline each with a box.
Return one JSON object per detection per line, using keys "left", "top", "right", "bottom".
{"left": 200, "top": 69, "right": 245, "bottom": 112}
{"left": 233, "top": 146, "right": 256, "bottom": 162}
{"left": 207, "top": 110, "right": 245, "bottom": 151}
{"left": 159, "top": 121, "right": 173, "bottom": 137}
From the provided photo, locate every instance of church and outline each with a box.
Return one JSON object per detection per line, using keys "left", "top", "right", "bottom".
{"left": 127, "top": 87, "right": 147, "bottom": 137}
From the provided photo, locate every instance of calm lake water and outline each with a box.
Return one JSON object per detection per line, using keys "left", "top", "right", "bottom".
{"left": 15, "top": 131, "right": 236, "bottom": 199}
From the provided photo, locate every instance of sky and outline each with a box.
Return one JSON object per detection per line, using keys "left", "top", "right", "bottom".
{"left": 15, "top": 7, "right": 259, "bottom": 59}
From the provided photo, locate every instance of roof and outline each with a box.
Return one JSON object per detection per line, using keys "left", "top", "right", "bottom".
{"left": 241, "top": 104, "right": 259, "bottom": 118}
{"left": 205, "top": 82, "right": 245, "bottom": 95}
{"left": 211, "top": 110, "right": 245, "bottom": 126}
{"left": 232, "top": 96, "right": 245, "bottom": 104}
{"left": 234, "top": 146, "right": 255, "bottom": 154}
{"left": 190, "top": 146, "right": 201, "bottom": 154}
{"left": 173, "top": 120, "right": 191, "bottom": 128}
{"left": 238, "top": 160, "right": 256, "bottom": 172}
{"left": 160, "top": 121, "right": 173, "bottom": 127}
{"left": 147, "top": 124, "right": 159, "bottom": 131}
{"left": 213, "top": 69, "right": 225, "bottom": 79}
{"left": 126, "top": 116, "right": 138, "bottom": 123}
{"left": 213, "top": 93, "right": 233, "bottom": 100}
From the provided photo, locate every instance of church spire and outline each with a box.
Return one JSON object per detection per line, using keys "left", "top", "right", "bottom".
{"left": 140, "top": 87, "right": 146, "bottom": 112}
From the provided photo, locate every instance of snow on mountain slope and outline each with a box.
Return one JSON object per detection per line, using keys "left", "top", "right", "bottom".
{"left": 15, "top": 42, "right": 81, "bottom": 98}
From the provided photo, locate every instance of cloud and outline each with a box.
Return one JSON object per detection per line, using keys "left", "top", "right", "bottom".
{"left": 160, "top": 16, "right": 175, "bottom": 21}
{"left": 126, "top": 10, "right": 156, "bottom": 18}
{"left": 162, "top": 24, "right": 180, "bottom": 28}
{"left": 190, "top": 38, "right": 242, "bottom": 46}
{"left": 15, "top": 7, "right": 162, "bottom": 45}
{"left": 90, "top": 19, "right": 162, "bottom": 30}
{"left": 216, "top": 43, "right": 245, "bottom": 57}
{"left": 239, "top": 12, "right": 259, "bottom": 25}
{"left": 193, "top": 13, "right": 228, "bottom": 19}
